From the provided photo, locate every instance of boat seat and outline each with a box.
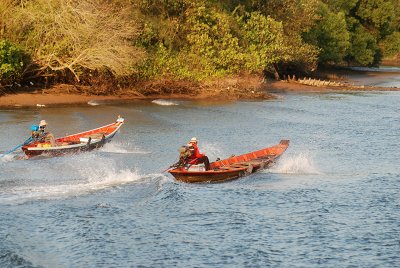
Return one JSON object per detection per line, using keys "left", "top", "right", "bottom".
{"left": 257, "top": 155, "right": 274, "bottom": 160}
{"left": 57, "top": 142, "right": 71, "bottom": 146}
{"left": 231, "top": 164, "right": 251, "bottom": 168}
{"left": 79, "top": 133, "right": 106, "bottom": 143}
{"left": 218, "top": 167, "right": 233, "bottom": 170}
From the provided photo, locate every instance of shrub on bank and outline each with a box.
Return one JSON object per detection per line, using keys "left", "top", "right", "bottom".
{"left": 0, "top": 39, "right": 28, "bottom": 85}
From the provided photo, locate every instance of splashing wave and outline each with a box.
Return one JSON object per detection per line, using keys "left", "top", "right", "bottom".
{"left": 0, "top": 154, "right": 15, "bottom": 163}
{"left": 269, "top": 152, "right": 321, "bottom": 175}
{"left": 87, "top": 100, "right": 100, "bottom": 106}
{"left": 151, "top": 99, "right": 178, "bottom": 106}
{"left": 0, "top": 168, "right": 148, "bottom": 205}
{"left": 99, "top": 142, "right": 150, "bottom": 154}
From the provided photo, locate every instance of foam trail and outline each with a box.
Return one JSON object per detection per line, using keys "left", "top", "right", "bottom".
{"left": 146, "top": 173, "right": 173, "bottom": 189}
{"left": 1, "top": 154, "right": 17, "bottom": 163}
{"left": 0, "top": 155, "right": 12, "bottom": 162}
{"left": 151, "top": 99, "right": 178, "bottom": 106}
{"left": 99, "top": 142, "right": 150, "bottom": 154}
{"left": 88, "top": 100, "right": 100, "bottom": 106}
{"left": 268, "top": 152, "right": 321, "bottom": 175}
{"left": 0, "top": 169, "right": 143, "bottom": 204}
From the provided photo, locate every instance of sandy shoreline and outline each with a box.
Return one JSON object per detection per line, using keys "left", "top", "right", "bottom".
{"left": 1, "top": 79, "right": 399, "bottom": 108}
{"left": 0, "top": 91, "right": 245, "bottom": 108}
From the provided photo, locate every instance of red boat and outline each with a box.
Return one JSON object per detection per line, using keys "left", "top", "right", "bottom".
{"left": 21, "top": 117, "right": 124, "bottom": 158}
{"left": 169, "top": 140, "right": 289, "bottom": 183}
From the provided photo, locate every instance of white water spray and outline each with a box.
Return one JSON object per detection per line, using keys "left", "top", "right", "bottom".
{"left": 0, "top": 168, "right": 144, "bottom": 205}
{"left": 151, "top": 99, "right": 178, "bottom": 106}
{"left": 0, "top": 154, "right": 15, "bottom": 163}
{"left": 201, "top": 142, "right": 225, "bottom": 161}
{"left": 88, "top": 100, "right": 101, "bottom": 106}
{"left": 99, "top": 142, "right": 150, "bottom": 154}
{"left": 269, "top": 152, "right": 321, "bottom": 175}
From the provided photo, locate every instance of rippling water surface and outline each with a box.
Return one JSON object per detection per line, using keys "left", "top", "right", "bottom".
{"left": 1, "top": 89, "right": 400, "bottom": 267}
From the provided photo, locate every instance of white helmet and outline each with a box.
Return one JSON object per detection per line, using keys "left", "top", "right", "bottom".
{"left": 190, "top": 137, "right": 197, "bottom": 143}
{"left": 39, "top": 120, "right": 47, "bottom": 127}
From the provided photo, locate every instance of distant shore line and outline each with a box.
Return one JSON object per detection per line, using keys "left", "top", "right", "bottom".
{"left": 1, "top": 72, "right": 399, "bottom": 108}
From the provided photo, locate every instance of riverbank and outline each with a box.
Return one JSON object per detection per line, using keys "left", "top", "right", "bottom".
{"left": 1, "top": 71, "right": 399, "bottom": 108}
{"left": 0, "top": 75, "right": 273, "bottom": 108}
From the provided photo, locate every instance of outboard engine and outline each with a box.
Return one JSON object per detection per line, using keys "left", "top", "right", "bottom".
{"left": 169, "top": 145, "right": 195, "bottom": 169}
{"left": 178, "top": 145, "right": 192, "bottom": 165}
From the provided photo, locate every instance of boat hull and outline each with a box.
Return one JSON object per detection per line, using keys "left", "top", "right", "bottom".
{"left": 21, "top": 118, "right": 123, "bottom": 158}
{"left": 169, "top": 168, "right": 248, "bottom": 183}
{"left": 22, "top": 137, "right": 109, "bottom": 157}
{"left": 169, "top": 140, "right": 289, "bottom": 183}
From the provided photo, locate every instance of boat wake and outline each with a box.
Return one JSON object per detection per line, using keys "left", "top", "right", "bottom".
{"left": 0, "top": 154, "right": 15, "bottom": 163}
{"left": 87, "top": 100, "right": 101, "bottom": 106}
{"left": 0, "top": 153, "right": 173, "bottom": 205}
{"left": 0, "top": 168, "right": 145, "bottom": 205}
{"left": 268, "top": 152, "right": 322, "bottom": 175}
{"left": 99, "top": 142, "right": 150, "bottom": 154}
{"left": 151, "top": 99, "right": 178, "bottom": 106}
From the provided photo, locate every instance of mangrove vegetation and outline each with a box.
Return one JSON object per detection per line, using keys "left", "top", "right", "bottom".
{"left": 0, "top": 0, "right": 399, "bottom": 93}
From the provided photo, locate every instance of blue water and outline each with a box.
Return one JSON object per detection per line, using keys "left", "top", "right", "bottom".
{"left": 1, "top": 91, "right": 399, "bottom": 267}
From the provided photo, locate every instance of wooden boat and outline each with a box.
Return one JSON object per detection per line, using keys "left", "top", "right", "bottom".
{"left": 21, "top": 117, "right": 124, "bottom": 158}
{"left": 169, "top": 140, "right": 289, "bottom": 183}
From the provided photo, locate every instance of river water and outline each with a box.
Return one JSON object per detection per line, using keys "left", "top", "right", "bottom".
{"left": 1, "top": 80, "right": 400, "bottom": 267}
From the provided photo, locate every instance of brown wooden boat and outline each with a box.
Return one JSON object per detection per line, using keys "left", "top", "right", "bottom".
{"left": 21, "top": 117, "right": 124, "bottom": 158}
{"left": 169, "top": 140, "right": 289, "bottom": 183}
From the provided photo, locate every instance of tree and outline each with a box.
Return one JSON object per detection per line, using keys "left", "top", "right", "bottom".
{"left": 321, "top": 0, "right": 358, "bottom": 14}
{"left": 346, "top": 18, "right": 378, "bottom": 65}
{"left": 304, "top": 3, "right": 350, "bottom": 64}
{"left": 4, "top": 0, "right": 144, "bottom": 82}
{"left": 380, "top": 31, "right": 400, "bottom": 58}
{"left": 250, "top": 0, "right": 320, "bottom": 36}
{"left": 239, "top": 12, "right": 284, "bottom": 72}
{"left": 183, "top": 5, "right": 243, "bottom": 77}
{"left": 355, "top": 0, "right": 397, "bottom": 38}
{"left": 247, "top": 0, "right": 320, "bottom": 76}
{"left": 321, "top": 0, "right": 399, "bottom": 65}
{"left": 0, "top": 39, "right": 29, "bottom": 85}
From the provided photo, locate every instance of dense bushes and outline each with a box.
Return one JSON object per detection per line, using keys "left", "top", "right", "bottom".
{"left": 0, "top": 0, "right": 399, "bottom": 89}
{"left": 0, "top": 39, "right": 28, "bottom": 85}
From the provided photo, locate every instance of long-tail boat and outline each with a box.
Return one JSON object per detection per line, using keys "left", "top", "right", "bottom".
{"left": 21, "top": 117, "right": 124, "bottom": 158}
{"left": 169, "top": 140, "right": 289, "bottom": 183}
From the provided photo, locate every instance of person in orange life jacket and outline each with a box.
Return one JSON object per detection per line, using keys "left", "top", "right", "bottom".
{"left": 188, "top": 137, "right": 210, "bottom": 170}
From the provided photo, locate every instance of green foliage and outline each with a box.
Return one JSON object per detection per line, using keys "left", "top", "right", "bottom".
{"left": 2, "top": 0, "right": 400, "bottom": 86}
{"left": 5, "top": 0, "right": 144, "bottom": 82}
{"left": 240, "top": 12, "right": 284, "bottom": 72}
{"left": 250, "top": 0, "right": 320, "bottom": 35}
{"left": 0, "top": 39, "right": 27, "bottom": 84}
{"left": 316, "top": 0, "right": 399, "bottom": 66}
{"left": 304, "top": 3, "right": 350, "bottom": 64}
{"left": 381, "top": 32, "right": 400, "bottom": 58}
{"left": 356, "top": 0, "right": 397, "bottom": 37}
{"left": 136, "top": 43, "right": 192, "bottom": 80}
{"left": 137, "top": 6, "right": 294, "bottom": 80}
{"left": 347, "top": 19, "right": 379, "bottom": 65}
{"left": 321, "top": 0, "right": 358, "bottom": 14}
{"left": 183, "top": 5, "right": 243, "bottom": 77}
{"left": 247, "top": 0, "right": 320, "bottom": 72}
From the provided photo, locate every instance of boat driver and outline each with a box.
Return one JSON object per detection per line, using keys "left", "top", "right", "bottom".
{"left": 37, "top": 120, "right": 56, "bottom": 146}
{"left": 188, "top": 137, "right": 210, "bottom": 170}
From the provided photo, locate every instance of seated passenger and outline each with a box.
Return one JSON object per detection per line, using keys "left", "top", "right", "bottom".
{"left": 188, "top": 137, "right": 210, "bottom": 170}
